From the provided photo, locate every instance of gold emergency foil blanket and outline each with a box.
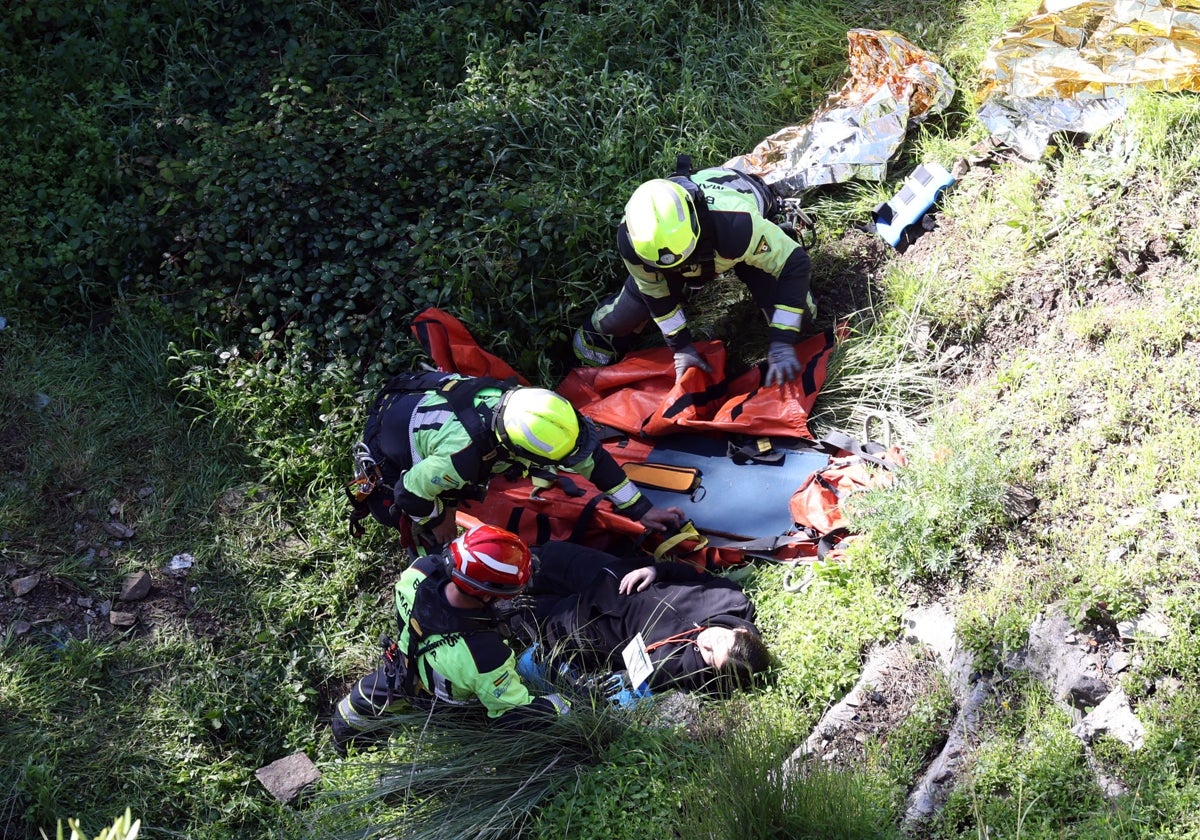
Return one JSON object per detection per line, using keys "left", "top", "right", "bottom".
{"left": 978, "top": 0, "right": 1200, "bottom": 157}
{"left": 726, "top": 29, "right": 955, "bottom": 196}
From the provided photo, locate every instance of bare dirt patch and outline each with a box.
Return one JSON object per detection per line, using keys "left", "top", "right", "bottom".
{"left": 1, "top": 562, "right": 222, "bottom": 644}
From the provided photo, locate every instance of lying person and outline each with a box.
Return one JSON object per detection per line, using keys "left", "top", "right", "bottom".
{"left": 519, "top": 541, "right": 771, "bottom": 694}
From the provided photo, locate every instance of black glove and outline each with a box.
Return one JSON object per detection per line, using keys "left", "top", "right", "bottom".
{"left": 578, "top": 670, "right": 652, "bottom": 708}
{"left": 489, "top": 595, "right": 538, "bottom": 646}
{"left": 764, "top": 341, "right": 802, "bottom": 386}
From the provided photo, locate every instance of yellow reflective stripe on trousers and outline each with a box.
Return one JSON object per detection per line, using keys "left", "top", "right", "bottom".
{"left": 335, "top": 695, "right": 374, "bottom": 732}
{"left": 572, "top": 329, "right": 613, "bottom": 365}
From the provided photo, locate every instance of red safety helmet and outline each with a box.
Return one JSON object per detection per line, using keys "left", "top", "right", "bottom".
{"left": 445, "top": 524, "right": 532, "bottom": 599}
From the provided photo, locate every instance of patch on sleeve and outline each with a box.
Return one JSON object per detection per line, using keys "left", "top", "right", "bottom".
{"left": 492, "top": 671, "right": 512, "bottom": 697}
{"left": 754, "top": 236, "right": 771, "bottom": 255}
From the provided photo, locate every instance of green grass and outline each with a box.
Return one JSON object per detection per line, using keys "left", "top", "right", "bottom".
{"left": 675, "top": 713, "right": 905, "bottom": 840}
{"left": 0, "top": 317, "right": 385, "bottom": 838}
{"left": 5, "top": 0, "right": 1200, "bottom": 836}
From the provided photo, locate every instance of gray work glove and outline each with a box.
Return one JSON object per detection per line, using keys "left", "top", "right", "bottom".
{"left": 764, "top": 341, "right": 802, "bottom": 386}
{"left": 673, "top": 344, "right": 712, "bottom": 383}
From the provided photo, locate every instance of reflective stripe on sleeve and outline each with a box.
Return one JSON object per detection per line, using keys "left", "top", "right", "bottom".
{"left": 606, "top": 478, "right": 641, "bottom": 509}
{"left": 769, "top": 305, "right": 805, "bottom": 333}
{"left": 653, "top": 306, "right": 688, "bottom": 338}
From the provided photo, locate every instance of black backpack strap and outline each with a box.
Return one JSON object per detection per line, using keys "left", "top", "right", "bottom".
{"left": 809, "top": 430, "right": 894, "bottom": 470}
{"left": 430, "top": 375, "right": 516, "bottom": 480}
{"left": 668, "top": 154, "right": 716, "bottom": 288}
{"left": 567, "top": 492, "right": 609, "bottom": 544}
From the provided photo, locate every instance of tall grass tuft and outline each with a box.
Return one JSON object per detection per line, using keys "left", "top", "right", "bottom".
{"left": 845, "top": 414, "right": 1018, "bottom": 584}
{"left": 305, "top": 706, "right": 628, "bottom": 839}
{"left": 676, "top": 716, "right": 903, "bottom": 839}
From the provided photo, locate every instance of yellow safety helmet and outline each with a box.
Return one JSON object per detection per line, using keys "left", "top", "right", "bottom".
{"left": 624, "top": 178, "right": 699, "bottom": 269}
{"left": 494, "top": 388, "right": 595, "bottom": 467}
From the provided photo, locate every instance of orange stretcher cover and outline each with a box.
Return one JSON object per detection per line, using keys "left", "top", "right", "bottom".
{"left": 407, "top": 308, "right": 841, "bottom": 567}
{"left": 557, "top": 335, "right": 838, "bottom": 439}
{"left": 410, "top": 308, "right": 530, "bottom": 385}
{"left": 410, "top": 307, "right": 838, "bottom": 441}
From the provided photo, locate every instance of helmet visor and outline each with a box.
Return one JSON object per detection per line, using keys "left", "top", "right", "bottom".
{"left": 454, "top": 571, "right": 527, "bottom": 599}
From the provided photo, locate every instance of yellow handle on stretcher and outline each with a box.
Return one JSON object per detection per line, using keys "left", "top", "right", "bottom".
{"left": 653, "top": 520, "right": 709, "bottom": 561}
{"left": 623, "top": 462, "right": 702, "bottom": 494}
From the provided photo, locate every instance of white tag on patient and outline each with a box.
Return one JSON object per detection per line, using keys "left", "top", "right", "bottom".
{"left": 621, "top": 632, "right": 653, "bottom": 689}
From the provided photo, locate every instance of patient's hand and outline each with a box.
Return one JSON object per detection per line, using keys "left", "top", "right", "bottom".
{"left": 618, "top": 565, "right": 658, "bottom": 595}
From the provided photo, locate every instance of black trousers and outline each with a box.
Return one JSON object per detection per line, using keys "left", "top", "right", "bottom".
{"left": 330, "top": 663, "right": 417, "bottom": 755}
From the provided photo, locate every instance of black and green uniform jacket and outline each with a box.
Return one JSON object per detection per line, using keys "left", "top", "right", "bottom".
{"left": 617, "top": 167, "right": 812, "bottom": 351}
{"left": 366, "top": 379, "right": 651, "bottom": 530}
{"left": 396, "top": 554, "right": 563, "bottom": 721}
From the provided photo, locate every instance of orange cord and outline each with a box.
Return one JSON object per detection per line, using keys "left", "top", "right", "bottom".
{"left": 644, "top": 626, "right": 702, "bottom": 653}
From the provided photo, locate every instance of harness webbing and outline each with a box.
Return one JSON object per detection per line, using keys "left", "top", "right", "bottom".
{"left": 667, "top": 154, "right": 717, "bottom": 289}
{"left": 367, "top": 372, "right": 516, "bottom": 483}
{"left": 400, "top": 566, "right": 499, "bottom": 699}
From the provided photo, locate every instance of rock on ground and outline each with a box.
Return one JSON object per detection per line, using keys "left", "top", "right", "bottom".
{"left": 256, "top": 752, "right": 322, "bottom": 806}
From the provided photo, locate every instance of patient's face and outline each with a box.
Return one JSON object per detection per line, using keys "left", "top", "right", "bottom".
{"left": 696, "top": 626, "right": 737, "bottom": 670}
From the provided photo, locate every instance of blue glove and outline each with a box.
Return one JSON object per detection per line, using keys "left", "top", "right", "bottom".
{"left": 515, "top": 644, "right": 552, "bottom": 694}
{"left": 586, "top": 671, "right": 652, "bottom": 708}
{"left": 607, "top": 682, "right": 653, "bottom": 708}
{"left": 673, "top": 344, "right": 712, "bottom": 383}
{"left": 764, "top": 341, "right": 802, "bottom": 386}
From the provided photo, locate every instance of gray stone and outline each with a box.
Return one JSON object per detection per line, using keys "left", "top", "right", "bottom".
{"left": 1105, "top": 545, "right": 1129, "bottom": 564}
{"left": 12, "top": 620, "right": 32, "bottom": 635}
{"left": 1072, "top": 688, "right": 1145, "bottom": 750}
{"left": 1156, "top": 676, "right": 1183, "bottom": 696}
{"left": 103, "top": 521, "right": 135, "bottom": 540}
{"left": 790, "top": 644, "right": 911, "bottom": 765}
{"left": 166, "top": 553, "right": 194, "bottom": 573}
{"left": 1118, "top": 610, "right": 1171, "bottom": 643}
{"left": 1083, "top": 745, "right": 1129, "bottom": 799}
{"left": 256, "top": 752, "right": 322, "bottom": 806}
{"left": 119, "top": 571, "right": 153, "bottom": 602}
{"left": 11, "top": 574, "right": 39, "bottom": 597}
{"left": 648, "top": 690, "right": 703, "bottom": 732}
{"left": 1106, "top": 651, "right": 1131, "bottom": 674}
{"left": 108, "top": 610, "right": 138, "bottom": 627}
{"left": 902, "top": 602, "right": 976, "bottom": 687}
{"left": 1023, "top": 608, "right": 1107, "bottom": 705}
{"left": 905, "top": 679, "right": 992, "bottom": 827}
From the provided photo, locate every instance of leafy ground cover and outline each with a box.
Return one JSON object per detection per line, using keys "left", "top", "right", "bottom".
{"left": 4, "top": 0, "right": 1200, "bottom": 838}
